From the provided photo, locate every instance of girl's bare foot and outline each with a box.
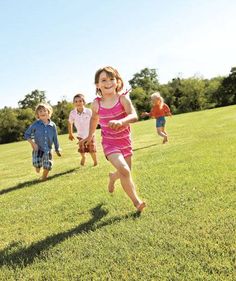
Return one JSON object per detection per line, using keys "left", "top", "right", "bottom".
{"left": 163, "top": 136, "right": 168, "bottom": 144}
{"left": 135, "top": 201, "right": 146, "bottom": 212}
{"left": 108, "top": 172, "right": 116, "bottom": 193}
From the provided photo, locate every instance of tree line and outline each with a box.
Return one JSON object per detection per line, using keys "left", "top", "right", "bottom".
{"left": 0, "top": 67, "right": 235, "bottom": 144}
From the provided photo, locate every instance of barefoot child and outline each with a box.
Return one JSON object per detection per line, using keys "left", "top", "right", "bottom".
{"left": 68, "top": 93, "right": 97, "bottom": 166}
{"left": 81, "top": 66, "right": 145, "bottom": 212}
{"left": 24, "top": 103, "right": 61, "bottom": 181}
{"left": 142, "top": 92, "right": 171, "bottom": 144}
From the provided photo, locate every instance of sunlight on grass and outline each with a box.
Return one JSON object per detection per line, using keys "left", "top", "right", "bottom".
{"left": 0, "top": 105, "right": 235, "bottom": 280}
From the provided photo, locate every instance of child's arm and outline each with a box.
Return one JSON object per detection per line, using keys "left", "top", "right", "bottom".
{"left": 24, "top": 124, "right": 38, "bottom": 151}
{"left": 80, "top": 100, "right": 99, "bottom": 145}
{"left": 53, "top": 125, "right": 61, "bottom": 156}
{"left": 27, "top": 138, "right": 38, "bottom": 151}
{"left": 108, "top": 94, "right": 138, "bottom": 130}
{"left": 68, "top": 121, "right": 75, "bottom": 141}
{"left": 141, "top": 112, "right": 150, "bottom": 118}
{"left": 164, "top": 104, "right": 172, "bottom": 116}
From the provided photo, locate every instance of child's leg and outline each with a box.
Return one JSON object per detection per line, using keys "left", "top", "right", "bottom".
{"left": 32, "top": 150, "right": 42, "bottom": 174}
{"left": 157, "top": 127, "right": 167, "bottom": 138}
{"left": 157, "top": 127, "right": 168, "bottom": 143}
{"left": 107, "top": 153, "right": 143, "bottom": 208}
{"left": 108, "top": 155, "right": 132, "bottom": 193}
{"left": 108, "top": 171, "right": 119, "bottom": 193}
{"left": 80, "top": 153, "right": 86, "bottom": 165}
{"left": 41, "top": 152, "right": 52, "bottom": 180}
{"left": 163, "top": 127, "right": 168, "bottom": 143}
{"left": 90, "top": 152, "right": 98, "bottom": 166}
{"left": 42, "top": 169, "right": 49, "bottom": 181}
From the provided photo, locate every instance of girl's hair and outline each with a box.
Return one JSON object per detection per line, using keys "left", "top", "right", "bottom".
{"left": 151, "top": 92, "right": 164, "bottom": 108}
{"left": 73, "top": 93, "right": 86, "bottom": 104}
{"left": 94, "top": 66, "right": 124, "bottom": 96}
{"left": 35, "top": 103, "right": 53, "bottom": 118}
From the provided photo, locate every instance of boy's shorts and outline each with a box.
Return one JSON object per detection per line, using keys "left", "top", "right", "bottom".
{"left": 32, "top": 150, "right": 53, "bottom": 170}
{"left": 77, "top": 136, "right": 97, "bottom": 153}
{"left": 156, "top": 116, "right": 166, "bottom": 128}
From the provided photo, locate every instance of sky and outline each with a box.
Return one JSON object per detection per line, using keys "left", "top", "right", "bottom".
{"left": 0, "top": 0, "right": 235, "bottom": 109}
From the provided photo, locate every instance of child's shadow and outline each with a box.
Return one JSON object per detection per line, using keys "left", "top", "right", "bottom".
{"left": 133, "top": 143, "right": 158, "bottom": 152}
{"left": 0, "top": 204, "right": 140, "bottom": 268}
{"left": 0, "top": 168, "right": 78, "bottom": 196}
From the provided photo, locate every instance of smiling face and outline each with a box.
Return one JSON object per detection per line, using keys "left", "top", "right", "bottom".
{"left": 73, "top": 96, "right": 85, "bottom": 111}
{"left": 96, "top": 71, "right": 118, "bottom": 96}
{"left": 94, "top": 66, "right": 124, "bottom": 96}
{"left": 36, "top": 106, "right": 50, "bottom": 122}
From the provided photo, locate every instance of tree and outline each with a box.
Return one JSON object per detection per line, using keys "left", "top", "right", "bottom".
{"left": 130, "top": 87, "right": 151, "bottom": 117}
{"left": 52, "top": 100, "right": 73, "bottom": 134}
{"left": 18, "top": 90, "right": 47, "bottom": 110}
{"left": 129, "top": 68, "right": 159, "bottom": 116}
{"left": 214, "top": 67, "right": 236, "bottom": 106}
{"left": 177, "top": 77, "right": 207, "bottom": 113}
{"left": 129, "top": 68, "right": 159, "bottom": 94}
{"left": 0, "top": 107, "right": 20, "bottom": 143}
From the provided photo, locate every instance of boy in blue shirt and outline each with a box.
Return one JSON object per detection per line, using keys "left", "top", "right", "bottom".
{"left": 24, "top": 103, "right": 61, "bottom": 181}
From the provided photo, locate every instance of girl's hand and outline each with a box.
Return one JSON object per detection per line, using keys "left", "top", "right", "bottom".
{"left": 108, "top": 120, "right": 123, "bottom": 130}
{"left": 141, "top": 112, "right": 149, "bottom": 118}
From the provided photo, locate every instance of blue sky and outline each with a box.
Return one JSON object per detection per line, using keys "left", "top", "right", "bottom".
{"left": 0, "top": 0, "right": 235, "bottom": 109}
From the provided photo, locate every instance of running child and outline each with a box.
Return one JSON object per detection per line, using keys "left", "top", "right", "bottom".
{"left": 142, "top": 92, "right": 171, "bottom": 144}
{"left": 68, "top": 93, "right": 97, "bottom": 166}
{"left": 24, "top": 103, "right": 61, "bottom": 181}
{"left": 80, "top": 66, "right": 145, "bottom": 212}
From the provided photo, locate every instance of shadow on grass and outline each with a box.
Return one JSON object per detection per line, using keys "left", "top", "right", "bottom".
{"left": 133, "top": 143, "right": 158, "bottom": 152}
{"left": 0, "top": 204, "right": 141, "bottom": 268}
{"left": 0, "top": 168, "right": 78, "bottom": 196}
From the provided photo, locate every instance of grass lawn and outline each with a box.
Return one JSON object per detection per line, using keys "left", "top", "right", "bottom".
{"left": 0, "top": 105, "right": 235, "bottom": 280}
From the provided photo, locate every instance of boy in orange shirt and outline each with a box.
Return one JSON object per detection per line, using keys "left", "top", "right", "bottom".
{"left": 142, "top": 92, "right": 171, "bottom": 144}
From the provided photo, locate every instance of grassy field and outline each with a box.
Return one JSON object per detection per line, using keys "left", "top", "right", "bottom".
{"left": 0, "top": 105, "right": 235, "bottom": 281}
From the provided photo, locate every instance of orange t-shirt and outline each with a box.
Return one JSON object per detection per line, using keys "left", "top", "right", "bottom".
{"left": 150, "top": 103, "right": 171, "bottom": 118}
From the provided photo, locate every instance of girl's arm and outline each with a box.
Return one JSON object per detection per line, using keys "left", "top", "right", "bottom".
{"left": 141, "top": 112, "right": 150, "bottom": 118}
{"left": 164, "top": 104, "right": 172, "bottom": 116}
{"left": 108, "top": 94, "right": 138, "bottom": 130}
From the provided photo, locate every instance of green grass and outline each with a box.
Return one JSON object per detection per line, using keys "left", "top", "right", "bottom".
{"left": 0, "top": 105, "right": 235, "bottom": 281}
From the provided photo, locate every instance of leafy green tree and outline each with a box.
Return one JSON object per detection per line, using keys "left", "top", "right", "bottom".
{"left": 178, "top": 77, "right": 207, "bottom": 113}
{"left": 18, "top": 90, "right": 47, "bottom": 110}
{"left": 159, "top": 78, "right": 183, "bottom": 114}
{"left": 130, "top": 87, "right": 151, "bottom": 117}
{"left": 0, "top": 107, "right": 20, "bottom": 143}
{"left": 129, "top": 68, "right": 159, "bottom": 116}
{"left": 203, "top": 77, "right": 223, "bottom": 109}
{"left": 129, "top": 68, "right": 159, "bottom": 94}
{"left": 214, "top": 67, "right": 236, "bottom": 106}
{"left": 52, "top": 100, "right": 73, "bottom": 134}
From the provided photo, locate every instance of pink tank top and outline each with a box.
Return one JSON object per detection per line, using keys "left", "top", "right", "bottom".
{"left": 96, "top": 94, "right": 131, "bottom": 146}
